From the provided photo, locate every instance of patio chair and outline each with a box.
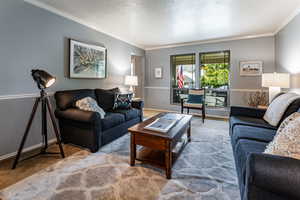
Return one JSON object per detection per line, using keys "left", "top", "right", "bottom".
{"left": 181, "top": 89, "right": 205, "bottom": 123}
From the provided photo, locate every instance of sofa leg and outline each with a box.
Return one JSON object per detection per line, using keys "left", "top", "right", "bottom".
{"left": 90, "top": 148, "right": 98, "bottom": 153}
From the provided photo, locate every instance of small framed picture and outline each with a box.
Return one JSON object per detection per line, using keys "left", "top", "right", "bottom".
{"left": 154, "top": 67, "right": 163, "bottom": 79}
{"left": 240, "top": 61, "right": 263, "bottom": 76}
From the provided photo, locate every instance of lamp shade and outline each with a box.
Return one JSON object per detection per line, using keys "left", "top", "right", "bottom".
{"left": 31, "top": 69, "right": 56, "bottom": 89}
{"left": 124, "top": 75, "right": 138, "bottom": 86}
{"left": 262, "top": 73, "right": 290, "bottom": 88}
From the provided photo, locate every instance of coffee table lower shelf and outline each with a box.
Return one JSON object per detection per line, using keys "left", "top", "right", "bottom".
{"left": 135, "top": 139, "right": 187, "bottom": 178}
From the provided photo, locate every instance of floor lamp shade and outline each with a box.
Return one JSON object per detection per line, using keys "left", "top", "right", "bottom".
{"left": 31, "top": 69, "right": 56, "bottom": 89}
{"left": 262, "top": 73, "right": 290, "bottom": 103}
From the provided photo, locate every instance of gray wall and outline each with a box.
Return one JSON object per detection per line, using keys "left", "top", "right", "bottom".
{"left": 145, "top": 37, "right": 275, "bottom": 112}
{"left": 133, "top": 56, "right": 145, "bottom": 99}
{"left": 275, "top": 13, "right": 300, "bottom": 90}
{"left": 0, "top": 0, "right": 144, "bottom": 157}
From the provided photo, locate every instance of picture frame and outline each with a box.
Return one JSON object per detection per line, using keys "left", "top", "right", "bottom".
{"left": 240, "top": 61, "right": 263, "bottom": 76}
{"left": 69, "top": 39, "right": 107, "bottom": 79}
{"left": 154, "top": 67, "right": 163, "bottom": 79}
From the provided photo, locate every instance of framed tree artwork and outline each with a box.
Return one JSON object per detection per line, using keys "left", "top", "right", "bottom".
{"left": 69, "top": 39, "right": 107, "bottom": 79}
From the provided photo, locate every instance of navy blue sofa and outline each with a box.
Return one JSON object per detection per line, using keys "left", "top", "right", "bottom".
{"left": 230, "top": 100, "right": 300, "bottom": 200}
{"left": 54, "top": 88, "right": 143, "bottom": 152}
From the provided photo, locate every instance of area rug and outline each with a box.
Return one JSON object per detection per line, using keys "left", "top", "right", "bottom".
{"left": 0, "top": 118, "right": 240, "bottom": 200}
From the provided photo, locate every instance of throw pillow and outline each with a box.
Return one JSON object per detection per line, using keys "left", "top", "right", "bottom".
{"left": 75, "top": 97, "right": 105, "bottom": 119}
{"left": 263, "top": 93, "right": 300, "bottom": 126}
{"left": 113, "top": 93, "right": 133, "bottom": 110}
{"left": 264, "top": 112, "right": 300, "bottom": 160}
{"left": 95, "top": 88, "right": 120, "bottom": 111}
{"left": 187, "top": 94, "right": 203, "bottom": 104}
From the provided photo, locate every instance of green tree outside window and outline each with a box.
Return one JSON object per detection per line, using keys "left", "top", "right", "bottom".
{"left": 201, "top": 63, "right": 229, "bottom": 88}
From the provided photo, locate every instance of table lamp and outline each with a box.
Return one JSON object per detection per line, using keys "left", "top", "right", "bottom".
{"left": 125, "top": 75, "right": 138, "bottom": 97}
{"left": 262, "top": 72, "right": 290, "bottom": 103}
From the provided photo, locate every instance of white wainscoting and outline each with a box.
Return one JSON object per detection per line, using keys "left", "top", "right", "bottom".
{"left": 0, "top": 92, "right": 54, "bottom": 100}
{"left": 0, "top": 92, "right": 55, "bottom": 161}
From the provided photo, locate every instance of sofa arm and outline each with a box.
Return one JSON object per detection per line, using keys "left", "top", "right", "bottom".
{"left": 132, "top": 100, "right": 144, "bottom": 110}
{"left": 230, "top": 106, "right": 266, "bottom": 118}
{"left": 245, "top": 153, "right": 300, "bottom": 200}
{"left": 55, "top": 108, "right": 101, "bottom": 123}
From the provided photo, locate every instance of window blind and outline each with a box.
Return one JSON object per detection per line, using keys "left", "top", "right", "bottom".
{"left": 200, "top": 51, "right": 229, "bottom": 64}
{"left": 171, "top": 54, "right": 195, "bottom": 65}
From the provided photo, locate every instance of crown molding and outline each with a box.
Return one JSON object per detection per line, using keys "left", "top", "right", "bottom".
{"left": 145, "top": 33, "right": 274, "bottom": 50}
{"left": 274, "top": 4, "right": 300, "bottom": 34}
{"left": 24, "top": 0, "right": 145, "bottom": 50}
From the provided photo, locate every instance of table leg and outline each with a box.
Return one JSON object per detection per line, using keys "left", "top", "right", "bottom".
{"left": 130, "top": 134, "right": 136, "bottom": 166}
{"left": 187, "top": 122, "right": 191, "bottom": 142}
{"left": 165, "top": 141, "right": 172, "bottom": 179}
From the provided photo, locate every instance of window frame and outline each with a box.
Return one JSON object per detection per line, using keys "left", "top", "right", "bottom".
{"left": 169, "top": 51, "right": 231, "bottom": 106}
{"left": 199, "top": 50, "right": 231, "bottom": 107}
{"left": 170, "top": 53, "right": 196, "bottom": 105}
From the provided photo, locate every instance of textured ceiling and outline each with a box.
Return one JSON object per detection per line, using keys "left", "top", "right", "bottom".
{"left": 29, "top": 0, "right": 300, "bottom": 49}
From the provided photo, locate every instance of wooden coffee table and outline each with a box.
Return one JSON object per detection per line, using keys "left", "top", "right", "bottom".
{"left": 128, "top": 112, "right": 192, "bottom": 179}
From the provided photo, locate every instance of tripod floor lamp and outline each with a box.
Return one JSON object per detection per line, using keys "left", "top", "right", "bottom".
{"left": 12, "top": 69, "right": 65, "bottom": 169}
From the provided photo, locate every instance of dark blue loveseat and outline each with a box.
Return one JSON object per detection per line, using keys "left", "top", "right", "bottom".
{"left": 230, "top": 100, "right": 300, "bottom": 200}
{"left": 54, "top": 88, "right": 143, "bottom": 153}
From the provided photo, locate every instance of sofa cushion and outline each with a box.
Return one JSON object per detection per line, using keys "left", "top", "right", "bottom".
{"left": 278, "top": 98, "right": 300, "bottom": 126}
{"left": 101, "top": 112, "right": 125, "bottom": 131}
{"left": 95, "top": 88, "right": 120, "bottom": 111}
{"left": 263, "top": 93, "right": 300, "bottom": 126}
{"left": 55, "top": 89, "right": 96, "bottom": 110}
{"left": 113, "top": 108, "right": 141, "bottom": 121}
{"left": 232, "top": 125, "right": 276, "bottom": 147}
{"left": 230, "top": 116, "right": 276, "bottom": 134}
{"left": 265, "top": 112, "right": 300, "bottom": 160}
{"left": 234, "top": 139, "right": 268, "bottom": 193}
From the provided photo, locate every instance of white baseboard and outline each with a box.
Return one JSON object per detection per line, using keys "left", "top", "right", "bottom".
{"left": 0, "top": 139, "right": 56, "bottom": 161}
{"left": 143, "top": 107, "right": 229, "bottom": 120}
